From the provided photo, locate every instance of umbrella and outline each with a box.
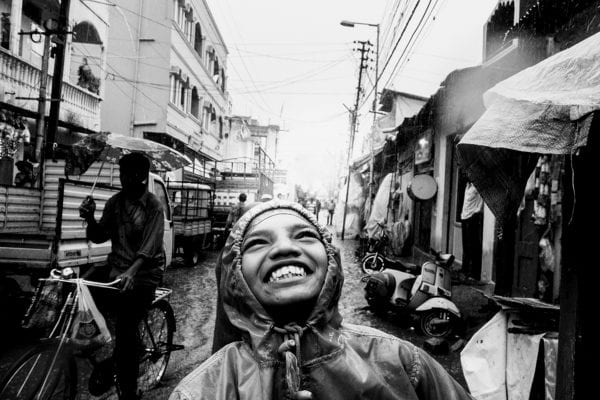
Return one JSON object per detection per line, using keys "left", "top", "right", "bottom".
{"left": 65, "top": 131, "right": 192, "bottom": 194}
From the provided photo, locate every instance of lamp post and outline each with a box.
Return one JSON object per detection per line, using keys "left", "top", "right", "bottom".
{"left": 340, "top": 19, "right": 380, "bottom": 239}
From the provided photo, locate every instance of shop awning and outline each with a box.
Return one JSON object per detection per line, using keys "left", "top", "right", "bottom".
{"left": 457, "top": 31, "right": 600, "bottom": 223}
{"left": 350, "top": 143, "right": 385, "bottom": 171}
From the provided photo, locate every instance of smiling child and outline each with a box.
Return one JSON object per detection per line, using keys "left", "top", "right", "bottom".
{"left": 170, "top": 201, "right": 473, "bottom": 400}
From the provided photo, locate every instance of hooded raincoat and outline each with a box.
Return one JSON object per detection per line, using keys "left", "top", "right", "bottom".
{"left": 170, "top": 201, "right": 473, "bottom": 400}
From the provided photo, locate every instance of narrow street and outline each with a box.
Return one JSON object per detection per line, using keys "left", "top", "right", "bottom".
{"left": 148, "top": 231, "right": 493, "bottom": 398}
{"left": 0, "top": 228, "right": 493, "bottom": 400}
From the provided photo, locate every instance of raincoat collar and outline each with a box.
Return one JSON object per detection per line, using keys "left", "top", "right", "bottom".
{"left": 220, "top": 200, "right": 345, "bottom": 363}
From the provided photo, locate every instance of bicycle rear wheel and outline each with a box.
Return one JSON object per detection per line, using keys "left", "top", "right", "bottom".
{"left": 0, "top": 339, "right": 77, "bottom": 400}
{"left": 137, "top": 299, "right": 175, "bottom": 393}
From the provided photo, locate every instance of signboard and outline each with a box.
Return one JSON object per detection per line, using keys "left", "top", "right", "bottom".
{"left": 415, "top": 129, "right": 432, "bottom": 165}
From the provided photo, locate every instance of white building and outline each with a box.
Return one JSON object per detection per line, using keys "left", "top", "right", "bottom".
{"left": 102, "top": 0, "right": 230, "bottom": 182}
{"left": 0, "top": 0, "right": 107, "bottom": 133}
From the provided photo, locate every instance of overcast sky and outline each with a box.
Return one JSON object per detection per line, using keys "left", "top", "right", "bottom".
{"left": 205, "top": 0, "right": 499, "bottom": 194}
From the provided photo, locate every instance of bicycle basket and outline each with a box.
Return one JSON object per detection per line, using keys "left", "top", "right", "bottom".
{"left": 21, "top": 280, "right": 66, "bottom": 336}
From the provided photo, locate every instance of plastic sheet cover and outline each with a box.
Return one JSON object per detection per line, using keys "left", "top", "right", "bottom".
{"left": 457, "top": 31, "right": 600, "bottom": 223}
{"left": 365, "top": 173, "right": 393, "bottom": 240}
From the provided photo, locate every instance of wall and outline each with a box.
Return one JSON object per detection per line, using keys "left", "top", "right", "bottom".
{"left": 101, "top": 0, "right": 146, "bottom": 135}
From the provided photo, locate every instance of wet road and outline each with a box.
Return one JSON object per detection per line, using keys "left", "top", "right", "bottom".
{"left": 146, "top": 236, "right": 491, "bottom": 398}
{"left": 0, "top": 234, "right": 489, "bottom": 399}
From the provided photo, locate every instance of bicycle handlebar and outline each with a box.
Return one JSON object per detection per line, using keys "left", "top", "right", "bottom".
{"left": 41, "top": 269, "right": 121, "bottom": 290}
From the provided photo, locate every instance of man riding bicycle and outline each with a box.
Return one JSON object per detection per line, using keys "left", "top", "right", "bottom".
{"left": 79, "top": 153, "right": 165, "bottom": 400}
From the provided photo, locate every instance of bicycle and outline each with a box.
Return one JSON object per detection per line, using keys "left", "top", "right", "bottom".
{"left": 361, "top": 222, "right": 415, "bottom": 275}
{"left": 0, "top": 268, "right": 183, "bottom": 399}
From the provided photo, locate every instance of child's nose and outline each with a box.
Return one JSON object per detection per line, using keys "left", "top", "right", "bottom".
{"left": 269, "top": 236, "right": 301, "bottom": 258}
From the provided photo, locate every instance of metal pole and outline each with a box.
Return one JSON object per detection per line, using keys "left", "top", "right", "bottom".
{"left": 34, "top": 32, "right": 51, "bottom": 163}
{"left": 47, "top": 0, "right": 71, "bottom": 152}
{"left": 368, "top": 25, "right": 380, "bottom": 215}
{"left": 341, "top": 40, "right": 369, "bottom": 240}
{"left": 341, "top": 110, "right": 354, "bottom": 240}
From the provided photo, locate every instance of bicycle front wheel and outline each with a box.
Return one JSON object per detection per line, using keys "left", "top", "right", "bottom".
{"left": 137, "top": 299, "right": 175, "bottom": 393}
{"left": 0, "top": 339, "right": 77, "bottom": 400}
{"left": 362, "top": 253, "right": 384, "bottom": 274}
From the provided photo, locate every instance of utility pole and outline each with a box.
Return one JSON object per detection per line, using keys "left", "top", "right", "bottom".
{"left": 46, "top": 0, "right": 72, "bottom": 154}
{"left": 341, "top": 40, "right": 371, "bottom": 240}
{"left": 34, "top": 33, "right": 51, "bottom": 163}
{"left": 368, "top": 24, "right": 380, "bottom": 216}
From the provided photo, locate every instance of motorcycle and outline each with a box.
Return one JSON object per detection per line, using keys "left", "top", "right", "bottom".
{"left": 361, "top": 223, "right": 416, "bottom": 274}
{"left": 363, "top": 248, "right": 461, "bottom": 338}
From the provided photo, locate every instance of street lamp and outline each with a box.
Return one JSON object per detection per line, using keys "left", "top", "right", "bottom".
{"left": 340, "top": 19, "right": 380, "bottom": 240}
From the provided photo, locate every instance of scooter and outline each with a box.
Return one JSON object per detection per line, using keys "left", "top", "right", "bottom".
{"left": 363, "top": 248, "right": 461, "bottom": 338}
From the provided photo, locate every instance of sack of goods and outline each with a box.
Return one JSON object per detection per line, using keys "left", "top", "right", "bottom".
{"left": 71, "top": 281, "right": 112, "bottom": 350}
{"left": 21, "top": 280, "right": 65, "bottom": 336}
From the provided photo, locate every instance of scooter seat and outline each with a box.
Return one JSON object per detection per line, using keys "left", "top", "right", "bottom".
{"left": 400, "top": 277, "right": 416, "bottom": 292}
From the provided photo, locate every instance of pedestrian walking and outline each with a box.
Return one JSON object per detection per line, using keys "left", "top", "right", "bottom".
{"left": 327, "top": 198, "right": 335, "bottom": 225}
{"left": 315, "top": 199, "right": 321, "bottom": 221}
{"left": 225, "top": 193, "right": 247, "bottom": 231}
{"left": 170, "top": 201, "right": 473, "bottom": 400}
{"left": 79, "top": 153, "right": 165, "bottom": 400}
{"left": 306, "top": 198, "right": 316, "bottom": 216}
{"left": 460, "top": 181, "right": 483, "bottom": 281}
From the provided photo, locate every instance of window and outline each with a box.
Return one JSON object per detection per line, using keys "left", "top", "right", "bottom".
{"left": 191, "top": 87, "right": 200, "bottom": 118}
{"left": 202, "top": 105, "right": 211, "bottom": 131}
{"left": 170, "top": 74, "right": 178, "bottom": 104}
{"left": 179, "top": 80, "right": 186, "bottom": 109}
{"left": 194, "top": 23, "right": 203, "bottom": 57}
{"left": 221, "top": 67, "right": 226, "bottom": 92}
{"left": 170, "top": 70, "right": 189, "bottom": 112}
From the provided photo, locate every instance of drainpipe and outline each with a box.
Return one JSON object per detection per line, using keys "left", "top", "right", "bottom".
{"left": 129, "top": 0, "right": 144, "bottom": 137}
{"left": 9, "top": 0, "right": 22, "bottom": 54}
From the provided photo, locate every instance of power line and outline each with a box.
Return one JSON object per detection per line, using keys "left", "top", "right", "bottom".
{"left": 359, "top": 0, "right": 434, "bottom": 111}
{"left": 382, "top": 0, "right": 441, "bottom": 90}
{"left": 215, "top": 0, "right": 276, "bottom": 115}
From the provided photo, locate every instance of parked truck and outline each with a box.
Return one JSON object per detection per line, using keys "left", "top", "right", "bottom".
{"left": 166, "top": 181, "right": 213, "bottom": 266}
{"left": 0, "top": 158, "right": 174, "bottom": 296}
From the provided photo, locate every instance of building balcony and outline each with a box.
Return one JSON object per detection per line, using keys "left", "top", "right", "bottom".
{"left": 0, "top": 47, "right": 101, "bottom": 131}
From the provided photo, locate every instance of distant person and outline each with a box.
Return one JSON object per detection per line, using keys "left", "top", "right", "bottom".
{"left": 391, "top": 181, "right": 402, "bottom": 221}
{"left": 461, "top": 181, "right": 483, "bottom": 281}
{"left": 327, "top": 199, "right": 336, "bottom": 225}
{"left": 14, "top": 160, "right": 35, "bottom": 187}
{"left": 306, "top": 198, "right": 316, "bottom": 216}
{"left": 315, "top": 199, "right": 321, "bottom": 221}
{"left": 225, "top": 193, "right": 247, "bottom": 232}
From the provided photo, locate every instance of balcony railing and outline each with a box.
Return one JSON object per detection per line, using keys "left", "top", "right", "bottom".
{"left": 0, "top": 47, "right": 101, "bottom": 131}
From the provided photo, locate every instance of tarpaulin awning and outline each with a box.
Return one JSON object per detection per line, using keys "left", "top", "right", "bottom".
{"left": 458, "top": 31, "right": 600, "bottom": 223}
{"left": 350, "top": 143, "right": 385, "bottom": 170}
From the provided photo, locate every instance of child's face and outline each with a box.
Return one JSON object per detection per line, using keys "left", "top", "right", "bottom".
{"left": 241, "top": 212, "right": 328, "bottom": 311}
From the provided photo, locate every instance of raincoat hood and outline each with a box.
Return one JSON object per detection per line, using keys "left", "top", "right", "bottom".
{"left": 171, "top": 200, "right": 475, "bottom": 400}
{"left": 220, "top": 200, "right": 344, "bottom": 361}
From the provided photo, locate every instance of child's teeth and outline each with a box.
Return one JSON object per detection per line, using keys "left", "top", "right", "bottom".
{"left": 268, "top": 265, "right": 307, "bottom": 282}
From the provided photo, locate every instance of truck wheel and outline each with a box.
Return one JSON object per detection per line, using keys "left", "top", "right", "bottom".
{"left": 183, "top": 244, "right": 199, "bottom": 267}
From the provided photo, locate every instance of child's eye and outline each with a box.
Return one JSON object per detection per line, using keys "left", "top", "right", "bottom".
{"left": 296, "top": 230, "right": 319, "bottom": 240}
{"left": 243, "top": 238, "right": 268, "bottom": 251}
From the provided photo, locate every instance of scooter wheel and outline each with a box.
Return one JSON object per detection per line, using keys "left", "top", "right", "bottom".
{"left": 419, "top": 309, "right": 455, "bottom": 338}
{"left": 361, "top": 254, "right": 384, "bottom": 274}
{"left": 366, "top": 297, "right": 388, "bottom": 316}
